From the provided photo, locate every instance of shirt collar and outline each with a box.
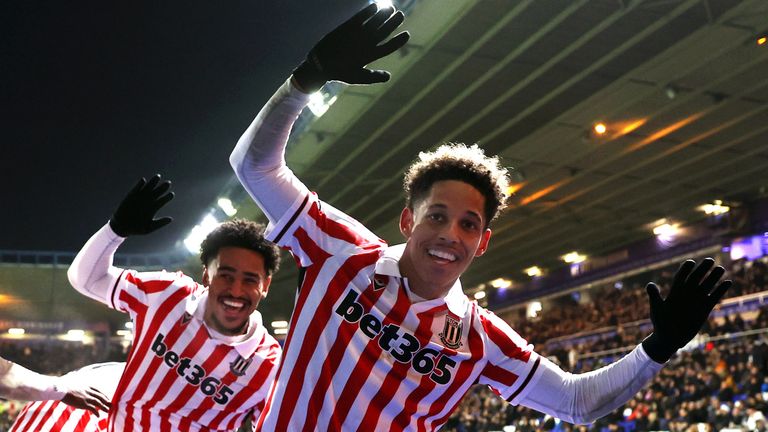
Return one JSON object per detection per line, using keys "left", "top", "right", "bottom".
{"left": 375, "top": 243, "right": 470, "bottom": 317}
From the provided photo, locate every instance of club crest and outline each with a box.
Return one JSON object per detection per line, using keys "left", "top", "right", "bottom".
{"left": 230, "top": 355, "right": 253, "bottom": 377}
{"left": 439, "top": 315, "right": 463, "bottom": 349}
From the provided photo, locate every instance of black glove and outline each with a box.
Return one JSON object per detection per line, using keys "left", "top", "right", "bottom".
{"left": 292, "top": 3, "right": 410, "bottom": 93}
{"left": 109, "top": 175, "right": 174, "bottom": 237}
{"left": 641, "top": 258, "right": 732, "bottom": 363}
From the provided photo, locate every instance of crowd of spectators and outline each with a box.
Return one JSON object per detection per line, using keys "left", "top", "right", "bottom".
{"left": 445, "top": 256, "right": 768, "bottom": 431}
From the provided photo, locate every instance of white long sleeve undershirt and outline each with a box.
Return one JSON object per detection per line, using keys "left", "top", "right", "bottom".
{"left": 0, "top": 357, "right": 66, "bottom": 401}
{"left": 229, "top": 76, "right": 665, "bottom": 424}
{"left": 67, "top": 222, "right": 125, "bottom": 306}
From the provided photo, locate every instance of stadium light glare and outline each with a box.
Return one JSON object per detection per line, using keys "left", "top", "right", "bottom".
{"left": 116, "top": 330, "right": 131, "bottom": 336}
{"left": 489, "top": 278, "right": 512, "bottom": 289}
{"left": 526, "top": 301, "right": 542, "bottom": 318}
{"left": 524, "top": 266, "right": 542, "bottom": 277}
{"left": 217, "top": 198, "right": 237, "bottom": 217}
{"left": 561, "top": 251, "right": 586, "bottom": 263}
{"left": 698, "top": 200, "right": 730, "bottom": 216}
{"left": 274, "top": 328, "right": 288, "bottom": 335}
{"left": 593, "top": 122, "right": 607, "bottom": 135}
{"left": 307, "top": 92, "right": 338, "bottom": 118}
{"left": 124, "top": 321, "right": 134, "bottom": 329}
{"left": 652, "top": 222, "right": 679, "bottom": 237}
{"left": 271, "top": 320, "right": 289, "bottom": 329}
{"left": 184, "top": 214, "right": 220, "bottom": 254}
{"left": 758, "top": 36, "right": 767, "bottom": 46}
{"left": 372, "top": 0, "right": 394, "bottom": 8}
{"left": 7, "top": 328, "right": 25, "bottom": 336}
{"left": 473, "top": 291, "right": 486, "bottom": 300}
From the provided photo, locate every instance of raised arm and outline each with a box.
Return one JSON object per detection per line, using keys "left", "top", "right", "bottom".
{"left": 67, "top": 175, "right": 173, "bottom": 304}
{"left": 517, "top": 258, "right": 731, "bottom": 424}
{"left": 230, "top": 4, "right": 409, "bottom": 224}
{"left": 0, "top": 357, "right": 110, "bottom": 414}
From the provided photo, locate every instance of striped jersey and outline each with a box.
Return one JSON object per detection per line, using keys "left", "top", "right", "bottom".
{"left": 11, "top": 362, "right": 123, "bottom": 432}
{"left": 256, "top": 192, "right": 542, "bottom": 431}
{"left": 104, "top": 270, "right": 280, "bottom": 431}
{"left": 11, "top": 400, "right": 108, "bottom": 432}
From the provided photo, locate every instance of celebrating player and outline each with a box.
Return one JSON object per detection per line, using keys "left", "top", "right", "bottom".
{"left": 10, "top": 362, "right": 123, "bottom": 432}
{"left": 67, "top": 176, "right": 281, "bottom": 431}
{"left": 1, "top": 356, "right": 110, "bottom": 415}
{"left": 229, "top": 4, "right": 732, "bottom": 431}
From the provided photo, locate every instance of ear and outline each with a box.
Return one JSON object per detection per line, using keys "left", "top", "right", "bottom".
{"left": 475, "top": 228, "right": 492, "bottom": 257}
{"left": 202, "top": 265, "right": 210, "bottom": 286}
{"left": 399, "top": 207, "right": 414, "bottom": 239}
{"left": 261, "top": 275, "right": 272, "bottom": 299}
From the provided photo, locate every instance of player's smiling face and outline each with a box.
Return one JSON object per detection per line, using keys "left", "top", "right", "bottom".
{"left": 202, "top": 246, "right": 271, "bottom": 335}
{"left": 399, "top": 180, "right": 491, "bottom": 300}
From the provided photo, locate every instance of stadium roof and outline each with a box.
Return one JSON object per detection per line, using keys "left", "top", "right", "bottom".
{"left": 3, "top": 0, "right": 768, "bottom": 328}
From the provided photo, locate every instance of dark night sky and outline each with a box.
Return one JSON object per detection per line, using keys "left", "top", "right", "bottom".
{"left": 1, "top": 0, "right": 368, "bottom": 254}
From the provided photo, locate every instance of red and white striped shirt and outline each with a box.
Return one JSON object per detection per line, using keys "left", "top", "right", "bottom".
{"left": 255, "top": 192, "right": 541, "bottom": 431}
{"left": 104, "top": 269, "right": 280, "bottom": 431}
{"left": 11, "top": 362, "right": 123, "bottom": 432}
{"left": 11, "top": 400, "right": 108, "bottom": 432}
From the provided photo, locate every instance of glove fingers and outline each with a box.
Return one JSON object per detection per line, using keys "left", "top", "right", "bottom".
{"left": 151, "top": 180, "right": 172, "bottom": 198}
{"left": 374, "top": 11, "right": 405, "bottom": 43}
{"left": 128, "top": 177, "right": 147, "bottom": 196}
{"left": 700, "top": 265, "right": 726, "bottom": 293}
{"left": 708, "top": 280, "right": 732, "bottom": 308}
{"left": 148, "top": 217, "right": 173, "bottom": 233}
{"left": 362, "top": 5, "right": 395, "bottom": 35}
{"left": 645, "top": 282, "right": 663, "bottom": 312}
{"left": 342, "top": 3, "right": 379, "bottom": 31}
{"left": 370, "top": 31, "right": 410, "bottom": 62}
{"left": 671, "top": 259, "right": 696, "bottom": 293}
{"left": 144, "top": 175, "right": 163, "bottom": 195}
{"left": 154, "top": 191, "right": 175, "bottom": 209}
{"left": 686, "top": 257, "right": 715, "bottom": 290}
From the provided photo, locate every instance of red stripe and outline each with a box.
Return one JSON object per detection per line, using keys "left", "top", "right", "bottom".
{"left": 307, "top": 200, "right": 370, "bottom": 247}
{"left": 10, "top": 402, "right": 33, "bottom": 431}
{"left": 256, "top": 228, "right": 331, "bottom": 431}
{"left": 353, "top": 283, "right": 418, "bottom": 432}
{"left": 74, "top": 410, "right": 94, "bottom": 431}
{"left": 480, "top": 310, "right": 532, "bottom": 362}
{"left": 328, "top": 284, "right": 407, "bottom": 430}
{"left": 208, "top": 339, "right": 279, "bottom": 429}
{"left": 31, "top": 399, "right": 57, "bottom": 430}
{"left": 109, "top": 290, "right": 147, "bottom": 431}
{"left": 22, "top": 400, "right": 52, "bottom": 431}
{"left": 391, "top": 313, "right": 439, "bottom": 432}
{"left": 425, "top": 307, "right": 485, "bottom": 429}
{"left": 273, "top": 251, "right": 379, "bottom": 431}
{"left": 51, "top": 404, "right": 75, "bottom": 430}
{"left": 138, "top": 324, "right": 209, "bottom": 429}
{"left": 482, "top": 363, "right": 520, "bottom": 388}
{"left": 125, "top": 272, "right": 183, "bottom": 294}
{"left": 171, "top": 343, "right": 232, "bottom": 430}
{"left": 110, "top": 269, "right": 127, "bottom": 310}
{"left": 111, "top": 286, "right": 189, "bottom": 430}
{"left": 304, "top": 280, "right": 388, "bottom": 431}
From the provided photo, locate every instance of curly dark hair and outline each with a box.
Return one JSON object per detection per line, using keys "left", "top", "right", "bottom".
{"left": 403, "top": 143, "right": 510, "bottom": 226}
{"left": 199, "top": 219, "right": 281, "bottom": 276}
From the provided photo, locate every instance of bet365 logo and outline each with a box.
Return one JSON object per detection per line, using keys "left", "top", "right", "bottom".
{"left": 335, "top": 289, "right": 456, "bottom": 385}
{"left": 152, "top": 333, "right": 234, "bottom": 404}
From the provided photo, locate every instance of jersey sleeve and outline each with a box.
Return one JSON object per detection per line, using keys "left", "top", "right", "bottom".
{"left": 264, "top": 191, "right": 383, "bottom": 267}
{"left": 475, "top": 308, "right": 542, "bottom": 405}
{"left": 109, "top": 269, "right": 197, "bottom": 318}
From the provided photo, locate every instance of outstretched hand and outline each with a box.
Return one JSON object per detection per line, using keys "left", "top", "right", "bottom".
{"left": 292, "top": 3, "right": 410, "bottom": 93}
{"left": 642, "top": 258, "right": 732, "bottom": 363}
{"left": 109, "top": 174, "right": 174, "bottom": 237}
{"left": 61, "top": 386, "right": 111, "bottom": 415}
